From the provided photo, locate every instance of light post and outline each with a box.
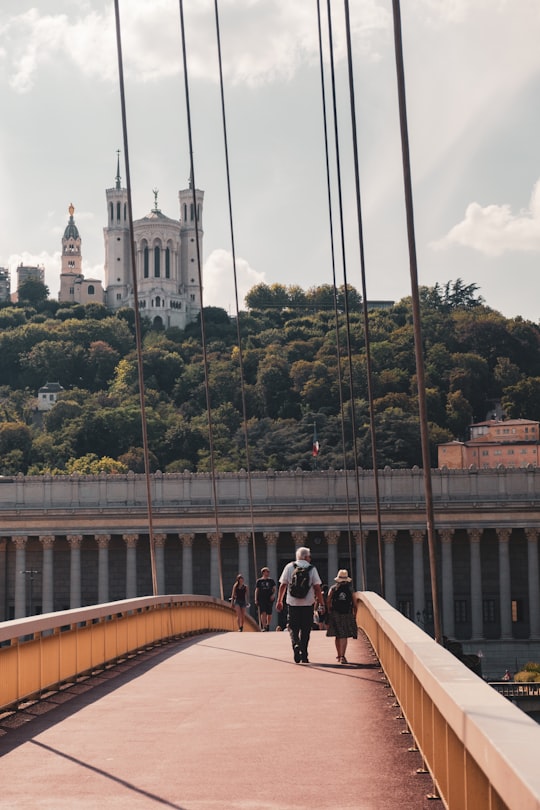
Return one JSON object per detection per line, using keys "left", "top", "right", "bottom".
{"left": 20, "top": 569, "right": 39, "bottom": 616}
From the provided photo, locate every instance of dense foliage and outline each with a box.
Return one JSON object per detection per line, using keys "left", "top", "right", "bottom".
{"left": 0, "top": 280, "right": 539, "bottom": 475}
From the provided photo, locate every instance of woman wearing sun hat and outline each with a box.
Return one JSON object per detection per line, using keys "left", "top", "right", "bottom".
{"left": 326, "top": 569, "right": 358, "bottom": 664}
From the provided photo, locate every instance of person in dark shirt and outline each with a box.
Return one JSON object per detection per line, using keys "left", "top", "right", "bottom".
{"left": 231, "top": 573, "right": 249, "bottom": 631}
{"left": 254, "top": 567, "right": 276, "bottom": 631}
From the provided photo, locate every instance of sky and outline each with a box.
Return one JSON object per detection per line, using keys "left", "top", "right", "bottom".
{"left": 1, "top": 1, "right": 540, "bottom": 321}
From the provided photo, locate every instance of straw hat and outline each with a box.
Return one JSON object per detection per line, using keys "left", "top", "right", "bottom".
{"left": 334, "top": 569, "right": 352, "bottom": 583}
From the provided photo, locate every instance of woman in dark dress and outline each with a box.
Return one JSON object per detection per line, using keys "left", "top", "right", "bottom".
{"left": 231, "top": 574, "right": 249, "bottom": 631}
{"left": 326, "top": 569, "right": 358, "bottom": 664}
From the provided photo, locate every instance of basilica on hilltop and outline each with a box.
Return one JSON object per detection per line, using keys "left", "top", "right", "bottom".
{"left": 58, "top": 155, "right": 204, "bottom": 330}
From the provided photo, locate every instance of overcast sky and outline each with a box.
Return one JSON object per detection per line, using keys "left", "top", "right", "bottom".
{"left": 1, "top": 0, "right": 540, "bottom": 321}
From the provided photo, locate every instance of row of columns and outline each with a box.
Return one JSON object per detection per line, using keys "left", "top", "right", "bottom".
{"left": 382, "top": 527, "right": 540, "bottom": 639}
{"left": 6, "top": 528, "right": 540, "bottom": 640}
{"left": 6, "top": 530, "right": 356, "bottom": 619}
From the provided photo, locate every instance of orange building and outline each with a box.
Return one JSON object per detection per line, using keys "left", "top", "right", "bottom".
{"left": 438, "top": 419, "right": 540, "bottom": 469}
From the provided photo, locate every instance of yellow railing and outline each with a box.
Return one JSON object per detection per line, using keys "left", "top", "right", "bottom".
{"left": 0, "top": 595, "right": 258, "bottom": 712}
{"left": 357, "top": 591, "right": 540, "bottom": 810}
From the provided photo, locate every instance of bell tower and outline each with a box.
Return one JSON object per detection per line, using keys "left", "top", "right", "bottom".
{"left": 59, "top": 203, "right": 82, "bottom": 302}
{"left": 104, "top": 151, "right": 131, "bottom": 310}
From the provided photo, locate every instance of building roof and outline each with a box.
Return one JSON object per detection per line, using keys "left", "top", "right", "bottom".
{"left": 38, "top": 382, "right": 64, "bottom": 394}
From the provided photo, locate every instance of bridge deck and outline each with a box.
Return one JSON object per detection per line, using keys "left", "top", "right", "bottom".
{"left": 0, "top": 629, "right": 433, "bottom": 809}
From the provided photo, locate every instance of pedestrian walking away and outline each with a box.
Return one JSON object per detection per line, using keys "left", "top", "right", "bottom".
{"left": 255, "top": 566, "right": 276, "bottom": 631}
{"left": 231, "top": 574, "right": 249, "bottom": 631}
{"left": 326, "top": 569, "right": 358, "bottom": 664}
{"left": 276, "top": 547, "right": 324, "bottom": 664}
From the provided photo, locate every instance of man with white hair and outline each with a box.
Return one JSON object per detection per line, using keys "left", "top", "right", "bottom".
{"left": 276, "top": 546, "right": 325, "bottom": 664}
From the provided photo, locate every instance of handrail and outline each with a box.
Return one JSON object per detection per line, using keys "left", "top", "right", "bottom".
{"left": 0, "top": 595, "right": 258, "bottom": 712}
{"left": 357, "top": 591, "right": 540, "bottom": 810}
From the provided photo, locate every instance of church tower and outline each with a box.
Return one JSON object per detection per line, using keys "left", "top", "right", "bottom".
{"left": 178, "top": 170, "right": 204, "bottom": 314}
{"left": 104, "top": 151, "right": 131, "bottom": 310}
{"left": 58, "top": 203, "right": 82, "bottom": 302}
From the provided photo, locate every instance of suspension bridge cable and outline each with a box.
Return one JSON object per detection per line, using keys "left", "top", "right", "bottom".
{"left": 113, "top": 0, "right": 158, "bottom": 596}
{"left": 342, "top": 0, "right": 385, "bottom": 597}
{"left": 213, "top": 0, "right": 258, "bottom": 581}
{"left": 178, "top": 0, "right": 224, "bottom": 601}
{"left": 325, "top": 0, "right": 366, "bottom": 589}
{"left": 391, "top": 0, "right": 441, "bottom": 642}
{"left": 315, "top": 0, "right": 355, "bottom": 579}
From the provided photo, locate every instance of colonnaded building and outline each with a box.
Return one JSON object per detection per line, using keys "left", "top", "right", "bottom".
{"left": 58, "top": 155, "right": 203, "bottom": 330}
{"left": 2, "top": 467, "right": 540, "bottom": 676}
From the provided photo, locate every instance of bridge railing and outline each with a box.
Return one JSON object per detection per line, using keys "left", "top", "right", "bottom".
{"left": 0, "top": 595, "right": 257, "bottom": 712}
{"left": 358, "top": 591, "right": 540, "bottom": 810}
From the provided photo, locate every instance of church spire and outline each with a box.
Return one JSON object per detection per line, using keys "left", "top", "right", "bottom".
{"left": 115, "top": 149, "right": 122, "bottom": 190}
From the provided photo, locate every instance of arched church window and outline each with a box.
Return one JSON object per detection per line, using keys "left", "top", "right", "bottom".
{"left": 154, "top": 246, "right": 160, "bottom": 278}
{"left": 88, "top": 285, "right": 95, "bottom": 295}
{"left": 144, "top": 246, "right": 149, "bottom": 278}
{"left": 116, "top": 201, "right": 121, "bottom": 221}
{"left": 165, "top": 247, "right": 170, "bottom": 278}
{"left": 155, "top": 295, "right": 161, "bottom": 307}
{"left": 183, "top": 204, "right": 187, "bottom": 221}
{"left": 110, "top": 202, "right": 113, "bottom": 221}
{"left": 124, "top": 202, "right": 127, "bottom": 221}
{"left": 190, "top": 203, "right": 194, "bottom": 221}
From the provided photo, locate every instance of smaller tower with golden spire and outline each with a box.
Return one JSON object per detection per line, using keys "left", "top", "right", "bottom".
{"left": 59, "top": 203, "right": 82, "bottom": 302}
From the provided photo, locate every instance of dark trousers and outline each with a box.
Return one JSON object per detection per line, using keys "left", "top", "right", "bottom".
{"left": 287, "top": 604, "right": 313, "bottom": 659}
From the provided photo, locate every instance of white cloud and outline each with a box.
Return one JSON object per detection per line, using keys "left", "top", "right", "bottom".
{"left": 431, "top": 179, "right": 540, "bottom": 257}
{"left": 202, "top": 248, "right": 264, "bottom": 311}
{"left": 2, "top": 0, "right": 390, "bottom": 92}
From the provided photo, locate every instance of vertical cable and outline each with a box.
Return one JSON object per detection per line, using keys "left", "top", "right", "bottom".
{"left": 113, "top": 0, "right": 157, "bottom": 596}
{"left": 391, "top": 0, "right": 441, "bottom": 642}
{"left": 315, "top": 0, "right": 355, "bottom": 578}
{"left": 178, "top": 0, "right": 224, "bottom": 600}
{"left": 342, "top": 0, "right": 385, "bottom": 596}
{"left": 213, "top": 0, "right": 258, "bottom": 580}
{"left": 325, "top": 0, "right": 366, "bottom": 589}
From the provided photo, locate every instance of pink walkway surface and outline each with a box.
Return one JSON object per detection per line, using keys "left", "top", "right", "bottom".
{"left": 0, "top": 629, "right": 435, "bottom": 809}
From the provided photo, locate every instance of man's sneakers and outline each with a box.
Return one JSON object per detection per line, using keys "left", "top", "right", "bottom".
{"left": 293, "top": 644, "right": 302, "bottom": 663}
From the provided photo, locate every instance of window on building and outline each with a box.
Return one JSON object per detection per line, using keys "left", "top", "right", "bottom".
{"left": 124, "top": 202, "right": 127, "bottom": 221}
{"left": 116, "top": 293, "right": 122, "bottom": 300}
{"left": 482, "top": 450, "right": 488, "bottom": 456}
{"left": 69, "top": 287, "right": 74, "bottom": 295}
{"left": 454, "top": 600, "right": 468, "bottom": 623}
{"left": 511, "top": 600, "right": 523, "bottom": 623}
{"left": 88, "top": 285, "right": 95, "bottom": 295}
{"left": 110, "top": 202, "right": 113, "bottom": 221}
{"left": 190, "top": 203, "right": 194, "bottom": 221}
{"left": 483, "top": 599, "right": 496, "bottom": 623}
{"left": 165, "top": 247, "right": 170, "bottom": 278}
{"left": 144, "top": 246, "right": 149, "bottom": 278}
{"left": 507, "top": 450, "right": 515, "bottom": 455}
{"left": 116, "top": 201, "right": 121, "bottom": 221}
{"left": 190, "top": 294, "right": 195, "bottom": 301}
{"left": 154, "top": 246, "right": 160, "bottom": 277}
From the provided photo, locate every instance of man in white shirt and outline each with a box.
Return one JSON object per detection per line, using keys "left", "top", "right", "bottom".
{"left": 276, "top": 546, "right": 325, "bottom": 664}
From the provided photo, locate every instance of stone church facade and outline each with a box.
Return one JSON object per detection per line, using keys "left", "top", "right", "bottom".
{"left": 59, "top": 156, "right": 203, "bottom": 329}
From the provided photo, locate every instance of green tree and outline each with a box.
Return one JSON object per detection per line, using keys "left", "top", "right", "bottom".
{"left": 17, "top": 279, "right": 49, "bottom": 307}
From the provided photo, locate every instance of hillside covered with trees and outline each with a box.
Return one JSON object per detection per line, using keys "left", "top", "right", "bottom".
{"left": 0, "top": 279, "right": 539, "bottom": 475}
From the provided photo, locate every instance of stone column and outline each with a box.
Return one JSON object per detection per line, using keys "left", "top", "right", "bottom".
{"left": 95, "top": 534, "right": 111, "bottom": 604}
{"left": 180, "top": 533, "right": 194, "bottom": 594}
{"left": 525, "top": 528, "right": 540, "bottom": 639}
{"left": 263, "top": 532, "right": 278, "bottom": 580}
{"left": 0, "top": 538, "right": 6, "bottom": 621}
{"left": 469, "top": 529, "right": 483, "bottom": 639}
{"left": 411, "top": 530, "right": 425, "bottom": 626}
{"left": 235, "top": 532, "right": 251, "bottom": 593}
{"left": 154, "top": 533, "right": 167, "bottom": 595}
{"left": 291, "top": 531, "right": 308, "bottom": 552}
{"left": 208, "top": 533, "right": 222, "bottom": 599}
{"left": 497, "top": 528, "right": 512, "bottom": 639}
{"left": 39, "top": 535, "right": 55, "bottom": 614}
{"left": 383, "top": 531, "right": 397, "bottom": 607}
{"left": 325, "top": 531, "right": 340, "bottom": 583}
{"left": 67, "top": 534, "right": 83, "bottom": 609}
{"left": 353, "top": 531, "right": 367, "bottom": 591}
{"left": 13, "top": 536, "right": 28, "bottom": 619}
{"left": 263, "top": 531, "right": 279, "bottom": 629}
{"left": 440, "top": 529, "right": 455, "bottom": 639}
{"left": 123, "top": 534, "right": 139, "bottom": 599}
